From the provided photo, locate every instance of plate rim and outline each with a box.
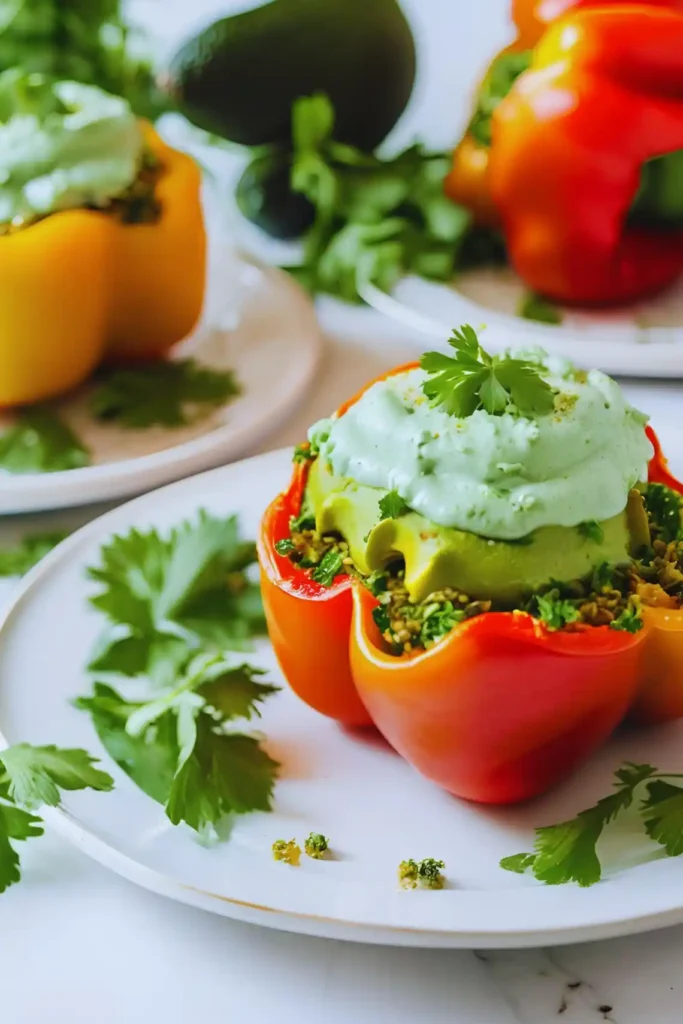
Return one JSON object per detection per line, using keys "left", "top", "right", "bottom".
{"left": 4, "top": 449, "right": 683, "bottom": 949}
{"left": 0, "top": 257, "right": 323, "bottom": 514}
{"left": 360, "top": 275, "right": 683, "bottom": 379}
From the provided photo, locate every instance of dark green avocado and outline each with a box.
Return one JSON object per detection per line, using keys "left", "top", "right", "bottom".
{"left": 167, "top": 0, "right": 416, "bottom": 150}
{"left": 235, "top": 150, "right": 315, "bottom": 239}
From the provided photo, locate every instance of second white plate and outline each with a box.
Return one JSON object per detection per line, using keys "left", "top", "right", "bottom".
{"left": 362, "top": 267, "right": 683, "bottom": 378}
{"left": 0, "top": 255, "right": 321, "bottom": 514}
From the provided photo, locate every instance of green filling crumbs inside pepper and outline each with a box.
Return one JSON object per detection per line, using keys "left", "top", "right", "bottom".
{"left": 275, "top": 471, "right": 683, "bottom": 653}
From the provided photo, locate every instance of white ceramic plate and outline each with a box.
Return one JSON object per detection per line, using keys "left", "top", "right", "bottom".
{"left": 362, "top": 267, "right": 683, "bottom": 378}
{"left": 0, "top": 255, "right": 322, "bottom": 514}
{"left": 5, "top": 449, "right": 683, "bottom": 948}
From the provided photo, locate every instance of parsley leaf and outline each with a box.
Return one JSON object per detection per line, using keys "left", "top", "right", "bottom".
{"left": 379, "top": 491, "right": 410, "bottom": 520}
{"left": 1, "top": 745, "right": 114, "bottom": 810}
{"left": 644, "top": 483, "right": 683, "bottom": 543}
{"left": 90, "top": 360, "right": 241, "bottom": 429}
{"left": 421, "top": 325, "right": 554, "bottom": 419}
{"left": 86, "top": 512, "right": 265, "bottom": 675}
{"left": 275, "top": 538, "right": 295, "bottom": 556}
{"left": 0, "top": 743, "right": 114, "bottom": 893}
{"left": 0, "top": 409, "right": 90, "bottom": 474}
{"left": 501, "top": 763, "right": 657, "bottom": 887}
{"left": 641, "top": 780, "right": 683, "bottom": 856}
{"left": 578, "top": 520, "right": 604, "bottom": 545}
{"left": 77, "top": 657, "right": 279, "bottom": 833}
{"left": 518, "top": 291, "right": 563, "bottom": 325}
{"left": 310, "top": 549, "right": 344, "bottom": 587}
{"left": 287, "top": 94, "right": 473, "bottom": 302}
{"left": 534, "top": 593, "right": 581, "bottom": 631}
{"left": 0, "top": 531, "right": 68, "bottom": 577}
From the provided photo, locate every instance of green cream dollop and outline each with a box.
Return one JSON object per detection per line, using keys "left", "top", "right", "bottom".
{"left": 0, "top": 74, "right": 144, "bottom": 225}
{"left": 309, "top": 350, "right": 652, "bottom": 541}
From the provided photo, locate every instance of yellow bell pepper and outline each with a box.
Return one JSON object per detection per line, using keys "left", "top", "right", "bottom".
{"left": 0, "top": 123, "right": 206, "bottom": 407}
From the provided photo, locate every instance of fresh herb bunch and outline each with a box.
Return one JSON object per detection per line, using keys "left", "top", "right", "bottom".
{"left": 0, "top": 0, "right": 170, "bottom": 118}
{"left": 421, "top": 324, "right": 555, "bottom": 418}
{"left": 0, "top": 743, "right": 113, "bottom": 893}
{"left": 90, "top": 360, "right": 241, "bottom": 429}
{"left": 501, "top": 762, "right": 683, "bottom": 886}
{"left": 286, "top": 93, "right": 474, "bottom": 302}
{"left": 0, "top": 409, "right": 90, "bottom": 474}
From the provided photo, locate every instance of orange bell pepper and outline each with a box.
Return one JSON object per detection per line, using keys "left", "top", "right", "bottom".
{"left": 0, "top": 124, "right": 206, "bottom": 407}
{"left": 490, "top": 5, "right": 683, "bottom": 305}
{"left": 632, "top": 426, "right": 683, "bottom": 724}
{"left": 259, "top": 363, "right": 683, "bottom": 804}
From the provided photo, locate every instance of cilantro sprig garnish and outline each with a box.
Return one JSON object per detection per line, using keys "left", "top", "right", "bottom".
{"left": 0, "top": 409, "right": 90, "bottom": 474}
{"left": 501, "top": 762, "right": 683, "bottom": 887}
{"left": 77, "top": 655, "right": 279, "bottom": 833}
{"left": 90, "top": 359, "right": 241, "bottom": 429}
{"left": 421, "top": 325, "right": 555, "bottom": 419}
{"left": 0, "top": 744, "right": 113, "bottom": 893}
{"left": 79, "top": 512, "right": 277, "bottom": 836}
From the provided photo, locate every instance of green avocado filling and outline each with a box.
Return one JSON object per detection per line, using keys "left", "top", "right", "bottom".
{"left": 277, "top": 456, "right": 683, "bottom": 655}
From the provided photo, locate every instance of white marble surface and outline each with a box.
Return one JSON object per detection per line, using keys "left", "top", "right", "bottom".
{"left": 4, "top": 1, "right": 683, "bottom": 1022}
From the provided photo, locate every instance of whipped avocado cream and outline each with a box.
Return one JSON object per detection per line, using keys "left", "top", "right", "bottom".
{"left": 0, "top": 72, "right": 143, "bottom": 225}
{"left": 309, "top": 351, "right": 651, "bottom": 541}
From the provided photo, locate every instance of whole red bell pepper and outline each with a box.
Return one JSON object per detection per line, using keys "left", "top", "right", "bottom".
{"left": 489, "top": 4, "right": 683, "bottom": 305}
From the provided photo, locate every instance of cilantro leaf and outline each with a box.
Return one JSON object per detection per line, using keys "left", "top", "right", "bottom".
{"left": 275, "top": 538, "right": 295, "bottom": 556}
{"left": 578, "top": 521, "right": 604, "bottom": 545}
{"left": 310, "top": 549, "right": 345, "bottom": 587}
{"left": 86, "top": 512, "right": 265, "bottom": 673}
{"left": 293, "top": 442, "right": 318, "bottom": 464}
{"left": 534, "top": 593, "right": 581, "bottom": 631}
{"left": 645, "top": 483, "right": 683, "bottom": 543}
{"left": 287, "top": 94, "right": 473, "bottom": 302}
{"left": 0, "top": 803, "right": 44, "bottom": 895}
{"left": 0, "top": 531, "right": 68, "bottom": 577}
{"left": 0, "top": 743, "right": 114, "bottom": 894}
{"left": 469, "top": 50, "right": 532, "bottom": 147}
{"left": 78, "top": 658, "right": 279, "bottom": 833}
{"left": 90, "top": 360, "right": 241, "bottom": 429}
{"left": 421, "top": 325, "right": 554, "bottom": 419}
{"left": 0, "top": 409, "right": 90, "bottom": 474}
{"left": 0, "top": 745, "right": 114, "bottom": 809}
{"left": 518, "top": 291, "right": 563, "bottom": 325}
{"left": 379, "top": 491, "right": 410, "bottom": 521}
{"left": 641, "top": 779, "right": 683, "bottom": 856}
{"left": 167, "top": 721, "right": 278, "bottom": 830}
{"left": 500, "top": 763, "right": 658, "bottom": 886}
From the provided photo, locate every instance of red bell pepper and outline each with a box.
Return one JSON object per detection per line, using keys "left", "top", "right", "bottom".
{"left": 490, "top": 4, "right": 683, "bottom": 305}
{"left": 259, "top": 376, "right": 683, "bottom": 804}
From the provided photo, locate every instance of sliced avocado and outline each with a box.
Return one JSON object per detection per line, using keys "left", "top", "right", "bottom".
{"left": 307, "top": 460, "right": 646, "bottom": 604}
{"left": 168, "top": 0, "right": 416, "bottom": 150}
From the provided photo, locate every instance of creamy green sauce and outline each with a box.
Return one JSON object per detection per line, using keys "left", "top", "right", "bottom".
{"left": 309, "top": 349, "right": 652, "bottom": 541}
{"left": 0, "top": 73, "right": 143, "bottom": 225}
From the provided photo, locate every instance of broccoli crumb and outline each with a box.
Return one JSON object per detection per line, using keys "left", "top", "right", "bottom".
{"left": 399, "top": 858, "right": 446, "bottom": 890}
{"left": 272, "top": 839, "right": 301, "bottom": 866}
{"left": 304, "top": 832, "right": 330, "bottom": 859}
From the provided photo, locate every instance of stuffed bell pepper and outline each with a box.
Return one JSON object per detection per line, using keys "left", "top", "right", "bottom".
{"left": 260, "top": 326, "right": 683, "bottom": 805}
{"left": 446, "top": 0, "right": 683, "bottom": 305}
{"left": 0, "top": 71, "right": 206, "bottom": 407}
